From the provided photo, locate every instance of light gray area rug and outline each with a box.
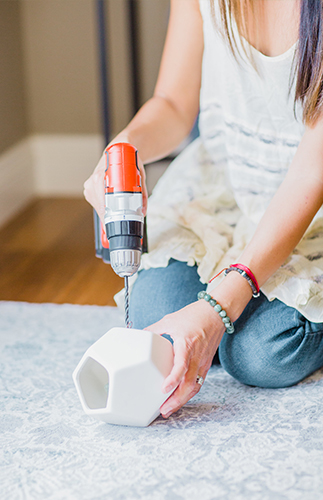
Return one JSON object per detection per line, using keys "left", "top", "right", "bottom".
{"left": 1, "top": 301, "right": 323, "bottom": 500}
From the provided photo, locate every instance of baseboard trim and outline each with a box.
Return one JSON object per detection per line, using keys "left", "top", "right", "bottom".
{"left": 0, "top": 133, "right": 172, "bottom": 228}
{"left": 0, "top": 134, "right": 105, "bottom": 228}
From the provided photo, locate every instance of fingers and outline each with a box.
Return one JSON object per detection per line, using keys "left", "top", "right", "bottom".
{"left": 138, "top": 157, "right": 148, "bottom": 216}
{"left": 83, "top": 150, "right": 148, "bottom": 219}
{"left": 160, "top": 335, "right": 208, "bottom": 419}
{"left": 161, "top": 364, "right": 207, "bottom": 419}
{"left": 148, "top": 319, "right": 190, "bottom": 394}
{"left": 83, "top": 153, "right": 106, "bottom": 222}
{"left": 147, "top": 309, "right": 217, "bottom": 419}
{"left": 148, "top": 317, "right": 197, "bottom": 397}
{"left": 142, "top": 182, "right": 148, "bottom": 217}
{"left": 162, "top": 339, "right": 189, "bottom": 394}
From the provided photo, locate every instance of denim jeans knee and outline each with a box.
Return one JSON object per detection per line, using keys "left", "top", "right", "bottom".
{"left": 219, "top": 293, "right": 323, "bottom": 388}
{"left": 129, "top": 259, "right": 206, "bottom": 330}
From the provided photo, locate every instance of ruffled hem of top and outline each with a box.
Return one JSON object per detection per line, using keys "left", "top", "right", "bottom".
{"left": 115, "top": 244, "right": 323, "bottom": 323}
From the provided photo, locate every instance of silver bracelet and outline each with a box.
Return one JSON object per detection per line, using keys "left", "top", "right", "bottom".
{"left": 224, "top": 267, "right": 260, "bottom": 298}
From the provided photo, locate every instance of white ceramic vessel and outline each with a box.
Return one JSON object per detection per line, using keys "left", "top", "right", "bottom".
{"left": 73, "top": 327, "right": 174, "bottom": 427}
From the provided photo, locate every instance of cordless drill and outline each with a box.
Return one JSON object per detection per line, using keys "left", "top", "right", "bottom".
{"left": 94, "top": 143, "right": 145, "bottom": 327}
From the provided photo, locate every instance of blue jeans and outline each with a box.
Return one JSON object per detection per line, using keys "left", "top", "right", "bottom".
{"left": 130, "top": 259, "right": 323, "bottom": 389}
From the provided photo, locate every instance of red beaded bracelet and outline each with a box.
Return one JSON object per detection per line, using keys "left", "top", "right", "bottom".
{"left": 225, "top": 263, "right": 260, "bottom": 298}
{"left": 209, "top": 264, "right": 260, "bottom": 298}
{"left": 230, "top": 264, "right": 259, "bottom": 292}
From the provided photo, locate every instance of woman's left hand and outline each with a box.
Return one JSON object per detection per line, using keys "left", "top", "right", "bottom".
{"left": 146, "top": 299, "right": 226, "bottom": 418}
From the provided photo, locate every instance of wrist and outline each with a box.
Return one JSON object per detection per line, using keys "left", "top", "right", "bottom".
{"left": 196, "top": 298, "right": 227, "bottom": 340}
{"left": 208, "top": 270, "right": 253, "bottom": 323}
{"left": 198, "top": 291, "right": 234, "bottom": 334}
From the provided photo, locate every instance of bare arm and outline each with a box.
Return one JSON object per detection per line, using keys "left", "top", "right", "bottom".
{"left": 84, "top": 0, "right": 203, "bottom": 220}
{"left": 115, "top": 0, "right": 203, "bottom": 163}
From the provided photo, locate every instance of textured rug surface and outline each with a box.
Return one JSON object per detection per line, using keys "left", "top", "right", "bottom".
{"left": 1, "top": 301, "right": 323, "bottom": 500}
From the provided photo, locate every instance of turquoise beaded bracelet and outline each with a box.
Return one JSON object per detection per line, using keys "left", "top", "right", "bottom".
{"left": 197, "top": 290, "right": 235, "bottom": 334}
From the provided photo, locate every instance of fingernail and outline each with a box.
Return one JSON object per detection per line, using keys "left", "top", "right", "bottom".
{"left": 163, "top": 385, "right": 172, "bottom": 394}
{"left": 162, "top": 410, "right": 172, "bottom": 419}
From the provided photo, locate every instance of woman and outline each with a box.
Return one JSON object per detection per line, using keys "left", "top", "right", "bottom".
{"left": 84, "top": 0, "right": 323, "bottom": 419}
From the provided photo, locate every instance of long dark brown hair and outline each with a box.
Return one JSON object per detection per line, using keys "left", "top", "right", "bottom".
{"left": 213, "top": 0, "right": 323, "bottom": 125}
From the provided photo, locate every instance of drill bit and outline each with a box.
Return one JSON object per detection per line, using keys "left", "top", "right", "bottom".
{"left": 124, "top": 276, "right": 131, "bottom": 328}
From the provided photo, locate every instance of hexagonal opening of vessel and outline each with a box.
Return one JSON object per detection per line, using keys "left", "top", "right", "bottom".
{"left": 78, "top": 357, "right": 109, "bottom": 410}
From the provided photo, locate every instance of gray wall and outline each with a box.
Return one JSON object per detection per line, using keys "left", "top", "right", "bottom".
{"left": 0, "top": 0, "right": 169, "bottom": 147}
{"left": 20, "top": 0, "right": 101, "bottom": 135}
{"left": 0, "top": 0, "right": 28, "bottom": 154}
{"left": 137, "top": 0, "right": 170, "bottom": 107}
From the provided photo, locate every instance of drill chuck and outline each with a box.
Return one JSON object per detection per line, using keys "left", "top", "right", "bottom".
{"left": 110, "top": 249, "right": 142, "bottom": 277}
{"left": 106, "top": 219, "right": 144, "bottom": 277}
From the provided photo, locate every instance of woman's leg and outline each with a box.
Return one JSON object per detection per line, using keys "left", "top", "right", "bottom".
{"left": 129, "top": 259, "right": 206, "bottom": 330}
{"left": 219, "top": 293, "right": 323, "bottom": 388}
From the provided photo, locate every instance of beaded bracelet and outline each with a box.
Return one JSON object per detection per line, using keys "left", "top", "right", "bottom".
{"left": 197, "top": 290, "right": 235, "bottom": 334}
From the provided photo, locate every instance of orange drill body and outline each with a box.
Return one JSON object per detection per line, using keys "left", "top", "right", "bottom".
{"left": 94, "top": 143, "right": 144, "bottom": 278}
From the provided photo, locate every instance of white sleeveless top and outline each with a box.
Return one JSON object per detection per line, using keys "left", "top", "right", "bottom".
{"left": 140, "top": 0, "right": 323, "bottom": 322}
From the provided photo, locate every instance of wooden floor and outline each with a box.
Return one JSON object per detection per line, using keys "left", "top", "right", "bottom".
{"left": 0, "top": 198, "right": 124, "bottom": 305}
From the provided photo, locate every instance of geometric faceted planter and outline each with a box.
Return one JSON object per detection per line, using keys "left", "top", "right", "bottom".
{"left": 73, "top": 327, "right": 174, "bottom": 427}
